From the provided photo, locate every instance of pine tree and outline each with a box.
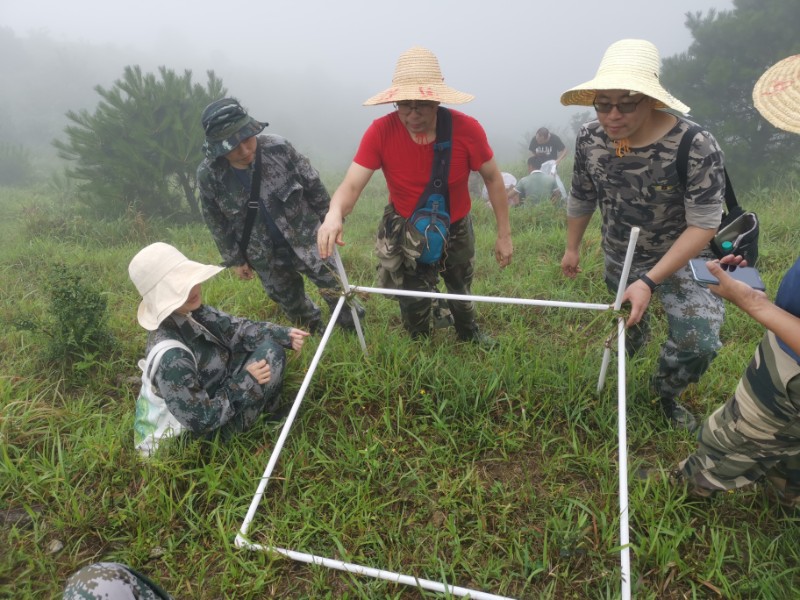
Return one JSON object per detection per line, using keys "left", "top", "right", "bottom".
{"left": 661, "top": 0, "right": 800, "bottom": 186}
{"left": 53, "top": 66, "right": 225, "bottom": 218}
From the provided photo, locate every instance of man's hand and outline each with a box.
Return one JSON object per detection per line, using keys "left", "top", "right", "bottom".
{"left": 317, "top": 212, "right": 344, "bottom": 260}
{"left": 495, "top": 236, "right": 513, "bottom": 268}
{"left": 561, "top": 249, "right": 581, "bottom": 278}
{"left": 233, "top": 264, "right": 254, "bottom": 280}
{"left": 621, "top": 279, "right": 653, "bottom": 327}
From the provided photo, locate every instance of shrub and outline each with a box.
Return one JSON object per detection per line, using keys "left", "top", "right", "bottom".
{"left": 12, "top": 262, "right": 116, "bottom": 368}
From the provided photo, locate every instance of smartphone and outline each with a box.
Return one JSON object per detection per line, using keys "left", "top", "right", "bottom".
{"left": 689, "top": 258, "right": 766, "bottom": 291}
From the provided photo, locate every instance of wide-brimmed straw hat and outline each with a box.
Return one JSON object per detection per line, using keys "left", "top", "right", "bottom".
{"left": 201, "top": 97, "right": 267, "bottom": 159}
{"left": 363, "top": 46, "right": 474, "bottom": 106}
{"left": 129, "top": 243, "right": 224, "bottom": 331}
{"left": 753, "top": 54, "right": 800, "bottom": 134}
{"left": 560, "top": 39, "right": 690, "bottom": 115}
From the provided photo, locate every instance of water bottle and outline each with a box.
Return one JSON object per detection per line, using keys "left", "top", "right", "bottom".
{"left": 721, "top": 240, "right": 734, "bottom": 255}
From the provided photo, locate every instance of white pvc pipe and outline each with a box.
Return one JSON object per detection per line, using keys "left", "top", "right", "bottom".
{"left": 236, "top": 254, "right": 638, "bottom": 599}
{"left": 597, "top": 227, "right": 640, "bottom": 393}
{"left": 352, "top": 285, "right": 611, "bottom": 311}
{"left": 617, "top": 318, "right": 631, "bottom": 600}
{"left": 333, "top": 248, "right": 367, "bottom": 354}
{"left": 237, "top": 295, "right": 346, "bottom": 539}
{"left": 235, "top": 537, "right": 516, "bottom": 600}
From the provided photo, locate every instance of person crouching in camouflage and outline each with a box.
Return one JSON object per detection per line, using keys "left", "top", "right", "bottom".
{"left": 129, "top": 243, "right": 309, "bottom": 450}
{"left": 559, "top": 39, "right": 727, "bottom": 432}
{"left": 675, "top": 55, "right": 800, "bottom": 509}
{"left": 63, "top": 562, "right": 171, "bottom": 599}
{"left": 196, "top": 97, "right": 364, "bottom": 335}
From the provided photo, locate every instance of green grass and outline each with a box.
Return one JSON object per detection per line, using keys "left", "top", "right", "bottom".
{"left": 1, "top": 177, "right": 799, "bottom": 599}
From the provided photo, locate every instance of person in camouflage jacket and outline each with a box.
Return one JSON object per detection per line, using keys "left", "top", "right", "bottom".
{"left": 560, "top": 39, "right": 727, "bottom": 432}
{"left": 129, "top": 243, "right": 309, "bottom": 448}
{"left": 197, "top": 98, "right": 363, "bottom": 334}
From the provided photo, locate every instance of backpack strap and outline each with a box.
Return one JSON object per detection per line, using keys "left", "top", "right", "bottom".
{"left": 238, "top": 142, "right": 263, "bottom": 257}
{"left": 143, "top": 340, "right": 194, "bottom": 383}
{"left": 414, "top": 107, "right": 453, "bottom": 214}
{"left": 676, "top": 123, "right": 740, "bottom": 214}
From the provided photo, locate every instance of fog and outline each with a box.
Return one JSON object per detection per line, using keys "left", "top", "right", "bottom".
{"left": 3, "top": 0, "right": 734, "bottom": 170}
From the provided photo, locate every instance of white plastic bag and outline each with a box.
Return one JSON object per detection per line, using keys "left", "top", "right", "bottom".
{"left": 134, "top": 340, "right": 194, "bottom": 457}
{"left": 541, "top": 160, "right": 568, "bottom": 198}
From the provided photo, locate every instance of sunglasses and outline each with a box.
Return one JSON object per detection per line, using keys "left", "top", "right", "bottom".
{"left": 592, "top": 96, "right": 646, "bottom": 114}
{"left": 394, "top": 101, "right": 439, "bottom": 115}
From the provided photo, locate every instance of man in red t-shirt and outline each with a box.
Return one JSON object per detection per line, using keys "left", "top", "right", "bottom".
{"left": 317, "top": 46, "right": 513, "bottom": 344}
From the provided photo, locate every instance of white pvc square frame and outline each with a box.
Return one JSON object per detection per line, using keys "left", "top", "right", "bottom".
{"left": 236, "top": 229, "right": 641, "bottom": 600}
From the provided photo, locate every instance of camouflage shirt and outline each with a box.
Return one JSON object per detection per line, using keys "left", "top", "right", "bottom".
{"left": 197, "top": 134, "right": 331, "bottom": 271}
{"left": 145, "top": 304, "right": 292, "bottom": 435}
{"left": 568, "top": 119, "right": 725, "bottom": 269}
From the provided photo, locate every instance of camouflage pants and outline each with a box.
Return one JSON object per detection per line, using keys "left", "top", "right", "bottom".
{"left": 606, "top": 259, "right": 724, "bottom": 401}
{"left": 63, "top": 562, "right": 171, "bottom": 599}
{"left": 216, "top": 338, "right": 286, "bottom": 438}
{"left": 394, "top": 214, "right": 479, "bottom": 338}
{"left": 679, "top": 332, "right": 800, "bottom": 506}
{"left": 249, "top": 244, "right": 364, "bottom": 330}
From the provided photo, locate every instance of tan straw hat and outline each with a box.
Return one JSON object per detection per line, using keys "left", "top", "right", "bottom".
{"left": 129, "top": 242, "right": 224, "bottom": 331}
{"left": 560, "top": 39, "right": 690, "bottom": 114}
{"left": 363, "top": 46, "right": 474, "bottom": 106}
{"left": 753, "top": 54, "right": 800, "bottom": 134}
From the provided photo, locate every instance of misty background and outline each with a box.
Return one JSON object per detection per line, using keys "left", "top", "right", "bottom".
{"left": 3, "top": 0, "right": 734, "bottom": 173}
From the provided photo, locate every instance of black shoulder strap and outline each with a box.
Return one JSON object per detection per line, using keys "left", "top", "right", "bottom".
{"left": 676, "top": 123, "right": 740, "bottom": 213}
{"left": 415, "top": 106, "right": 453, "bottom": 213}
{"left": 238, "top": 142, "right": 262, "bottom": 256}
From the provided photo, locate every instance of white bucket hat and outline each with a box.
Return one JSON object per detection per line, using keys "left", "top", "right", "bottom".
{"left": 129, "top": 242, "right": 224, "bottom": 331}
{"left": 560, "top": 39, "right": 690, "bottom": 115}
{"left": 753, "top": 54, "right": 800, "bottom": 134}
{"left": 363, "top": 46, "right": 474, "bottom": 106}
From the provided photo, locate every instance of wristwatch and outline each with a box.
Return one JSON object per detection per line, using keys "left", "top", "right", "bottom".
{"left": 638, "top": 274, "right": 660, "bottom": 292}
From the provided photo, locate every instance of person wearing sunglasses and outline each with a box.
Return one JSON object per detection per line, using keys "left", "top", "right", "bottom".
{"left": 559, "top": 39, "right": 728, "bottom": 432}
{"left": 317, "top": 47, "right": 513, "bottom": 345}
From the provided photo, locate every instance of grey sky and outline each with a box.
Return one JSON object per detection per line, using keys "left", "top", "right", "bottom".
{"left": 3, "top": 0, "right": 734, "bottom": 167}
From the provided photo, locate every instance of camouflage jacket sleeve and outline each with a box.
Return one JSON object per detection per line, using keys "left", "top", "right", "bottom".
{"left": 566, "top": 124, "right": 600, "bottom": 219}
{"left": 283, "top": 138, "right": 331, "bottom": 221}
{"left": 260, "top": 135, "right": 331, "bottom": 222}
{"left": 197, "top": 158, "right": 248, "bottom": 267}
{"left": 197, "top": 305, "right": 293, "bottom": 351}
{"left": 681, "top": 126, "right": 725, "bottom": 230}
{"left": 148, "top": 307, "right": 292, "bottom": 435}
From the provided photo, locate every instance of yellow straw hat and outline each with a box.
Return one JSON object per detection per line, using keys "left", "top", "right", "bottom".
{"left": 753, "top": 54, "right": 800, "bottom": 134}
{"left": 363, "top": 46, "right": 474, "bottom": 106}
{"left": 560, "top": 39, "right": 690, "bottom": 114}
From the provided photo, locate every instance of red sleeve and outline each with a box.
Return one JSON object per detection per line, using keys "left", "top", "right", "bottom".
{"left": 353, "top": 118, "right": 384, "bottom": 171}
{"left": 448, "top": 111, "right": 493, "bottom": 221}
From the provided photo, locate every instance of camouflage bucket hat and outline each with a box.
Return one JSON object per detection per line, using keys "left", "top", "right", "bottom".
{"left": 201, "top": 98, "right": 267, "bottom": 159}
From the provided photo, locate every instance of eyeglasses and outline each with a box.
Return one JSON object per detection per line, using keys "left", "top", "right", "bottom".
{"left": 592, "top": 96, "right": 646, "bottom": 114}
{"left": 394, "top": 101, "right": 439, "bottom": 115}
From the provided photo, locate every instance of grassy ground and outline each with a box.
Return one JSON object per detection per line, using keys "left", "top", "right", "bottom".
{"left": 1, "top": 175, "right": 798, "bottom": 599}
